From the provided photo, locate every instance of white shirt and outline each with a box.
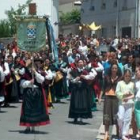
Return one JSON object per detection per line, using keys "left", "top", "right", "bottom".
{"left": 0, "top": 66, "right": 5, "bottom": 82}
{"left": 78, "top": 45, "right": 88, "bottom": 56}
{"left": 3, "top": 62, "right": 10, "bottom": 76}
{"left": 45, "top": 69, "right": 53, "bottom": 80}
{"left": 20, "top": 71, "right": 45, "bottom": 88}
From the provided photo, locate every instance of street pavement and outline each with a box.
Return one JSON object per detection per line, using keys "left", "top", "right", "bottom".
{"left": 0, "top": 99, "right": 103, "bottom": 140}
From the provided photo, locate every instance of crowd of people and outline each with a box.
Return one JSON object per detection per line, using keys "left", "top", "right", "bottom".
{"left": 0, "top": 34, "right": 140, "bottom": 139}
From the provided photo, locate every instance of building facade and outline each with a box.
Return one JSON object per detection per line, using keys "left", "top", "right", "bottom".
{"left": 59, "top": 0, "right": 81, "bottom": 35}
{"left": 81, "top": 0, "right": 140, "bottom": 38}
{"left": 0, "top": 0, "right": 59, "bottom": 39}
{"left": 30, "top": 0, "right": 59, "bottom": 39}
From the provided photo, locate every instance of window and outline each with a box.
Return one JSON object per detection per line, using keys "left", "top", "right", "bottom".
{"left": 122, "top": 27, "right": 131, "bottom": 38}
{"left": 113, "top": 26, "right": 116, "bottom": 36}
{"left": 101, "top": 0, "right": 106, "bottom": 10}
{"left": 101, "top": 28, "right": 107, "bottom": 37}
{"left": 122, "top": 0, "right": 127, "bottom": 10}
{"left": 113, "top": 0, "right": 117, "bottom": 7}
{"left": 89, "top": 0, "right": 95, "bottom": 11}
{"left": 81, "top": 8, "right": 84, "bottom": 13}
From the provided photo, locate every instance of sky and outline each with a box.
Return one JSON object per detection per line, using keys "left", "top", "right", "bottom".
{"left": 0, "top": 0, "right": 52, "bottom": 19}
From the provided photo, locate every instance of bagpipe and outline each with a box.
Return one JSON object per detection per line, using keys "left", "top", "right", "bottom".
{"left": 80, "top": 69, "right": 94, "bottom": 85}
{"left": 71, "top": 68, "right": 94, "bottom": 86}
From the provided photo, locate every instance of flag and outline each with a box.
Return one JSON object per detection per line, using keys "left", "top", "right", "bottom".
{"left": 17, "top": 18, "right": 46, "bottom": 52}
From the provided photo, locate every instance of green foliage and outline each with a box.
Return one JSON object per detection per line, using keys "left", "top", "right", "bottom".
{"left": 4, "top": 0, "right": 33, "bottom": 36}
{"left": 0, "top": 20, "right": 11, "bottom": 38}
{"left": 60, "top": 9, "right": 81, "bottom": 25}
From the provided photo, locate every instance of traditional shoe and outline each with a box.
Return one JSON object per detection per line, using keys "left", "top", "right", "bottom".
{"left": 31, "top": 127, "right": 35, "bottom": 133}
{"left": 79, "top": 120, "right": 84, "bottom": 125}
{"left": 3, "top": 103, "right": 10, "bottom": 107}
{"left": 55, "top": 99, "right": 61, "bottom": 103}
{"left": 73, "top": 118, "right": 78, "bottom": 124}
{"left": 24, "top": 128, "right": 30, "bottom": 134}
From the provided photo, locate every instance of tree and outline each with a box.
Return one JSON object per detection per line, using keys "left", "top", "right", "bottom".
{"left": 0, "top": 20, "right": 11, "bottom": 38}
{"left": 5, "top": 0, "right": 33, "bottom": 36}
{"left": 60, "top": 9, "right": 81, "bottom": 25}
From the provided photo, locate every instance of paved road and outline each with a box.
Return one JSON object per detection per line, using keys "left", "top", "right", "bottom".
{"left": 0, "top": 99, "right": 103, "bottom": 140}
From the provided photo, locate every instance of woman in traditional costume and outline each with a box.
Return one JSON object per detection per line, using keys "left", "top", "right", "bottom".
{"left": 19, "top": 60, "right": 50, "bottom": 133}
{"left": 0, "top": 53, "right": 10, "bottom": 107}
{"left": 68, "top": 59, "right": 97, "bottom": 124}
{"left": 54, "top": 55, "right": 69, "bottom": 102}
{"left": 87, "top": 54, "right": 104, "bottom": 111}
{"left": 0, "top": 60, "right": 6, "bottom": 108}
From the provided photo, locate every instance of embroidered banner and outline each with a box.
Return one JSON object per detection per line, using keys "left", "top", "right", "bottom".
{"left": 47, "top": 19, "right": 58, "bottom": 62}
{"left": 17, "top": 18, "right": 46, "bottom": 52}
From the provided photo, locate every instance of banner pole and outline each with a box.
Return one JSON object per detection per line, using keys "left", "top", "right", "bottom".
{"left": 45, "top": 17, "right": 52, "bottom": 55}
{"left": 31, "top": 52, "right": 34, "bottom": 91}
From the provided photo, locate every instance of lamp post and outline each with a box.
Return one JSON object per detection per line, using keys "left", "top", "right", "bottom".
{"left": 136, "top": 0, "right": 140, "bottom": 38}
{"left": 116, "top": 0, "right": 120, "bottom": 37}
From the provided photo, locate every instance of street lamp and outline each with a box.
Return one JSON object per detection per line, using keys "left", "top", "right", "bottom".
{"left": 136, "top": 0, "right": 139, "bottom": 38}
{"left": 116, "top": 0, "right": 120, "bottom": 37}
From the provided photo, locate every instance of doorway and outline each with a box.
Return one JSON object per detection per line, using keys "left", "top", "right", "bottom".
{"left": 122, "top": 27, "right": 131, "bottom": 38}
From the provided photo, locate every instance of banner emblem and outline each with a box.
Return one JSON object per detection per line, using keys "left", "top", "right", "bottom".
{"left": 27, "top": 24, "right": 36, "bottom": 39}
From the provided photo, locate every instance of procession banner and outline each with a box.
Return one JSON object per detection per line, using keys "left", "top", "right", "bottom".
{"left": 17, "top": 18, "right": 46, "bottom": 52}
{"left": 47, "top": 19, "right": 58, "bottom": 62}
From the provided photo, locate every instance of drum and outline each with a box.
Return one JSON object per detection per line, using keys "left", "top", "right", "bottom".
{"left": 15, "top": 75, "right": 20, "bottom": 81}
{"left": 54, "top": 71, "right": 63, "bottom": 82}
{"left": 5, "top": 77, "right": 13, "bottom": 85}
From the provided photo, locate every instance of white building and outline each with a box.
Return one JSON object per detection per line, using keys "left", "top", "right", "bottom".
{"left": 81, "top": 0, "right": 140, "bottom": 38}
{"left": 31, "top": 0, "right": 59, "bottom": 39}
{"left": 0, "top": 0, "right": 59, "bottom": 38}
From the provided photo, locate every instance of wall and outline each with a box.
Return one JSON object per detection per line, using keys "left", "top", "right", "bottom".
{"left": 60, "top": 24, "right": 80, "bottom": 35}
{"left": 0, "top": 0, "right": 59, "bottom": 39}
{"left": 81, "top": 0, "right": 137, "bottom": 38}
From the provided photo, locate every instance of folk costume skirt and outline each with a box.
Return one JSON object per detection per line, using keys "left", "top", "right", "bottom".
{"left": 20, "top": 88, "right": 50, "bottom": 127}
{"left": 68, "top": 84, "right": 92, "bottom": 119}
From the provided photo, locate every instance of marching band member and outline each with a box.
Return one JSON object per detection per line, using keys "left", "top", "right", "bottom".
{"left": 5, "top": 55, "right": 18, "bottom": 103}
{"left": 54, "top": 55, "right": 69, "bottom": 102}
{"left": 88, "top": 54, "right": 104, "bottom": 111}
{"left": 0, "top": 60, "right": 5, "bottom": 107}
{"left": 19, "top": 60, "right": 50, "bottom": 133}
{"left": 0, "top": 53, "right": 10, "bottom": 107}
{"left": 68, "top": 59, "right": 97, "bottom": 124}
{"left": 13, "top": 56, "right": 23, "bottom": 100}
{"left": 43, "top": 58, "right": 54, "bottom": 107}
